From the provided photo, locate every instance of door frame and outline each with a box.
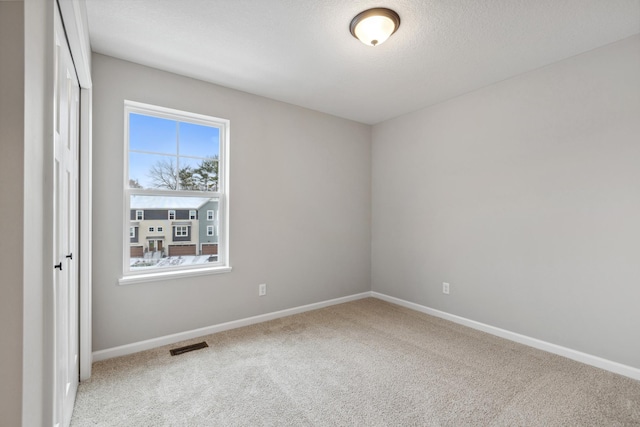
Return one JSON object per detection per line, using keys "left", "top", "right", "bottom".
{"left": 53, "top": 8, "right": 81, "bottom": 423}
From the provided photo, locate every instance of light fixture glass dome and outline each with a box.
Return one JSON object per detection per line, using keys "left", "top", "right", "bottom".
{"left": 350, "top": 8, "right": 400, "bottom": 47}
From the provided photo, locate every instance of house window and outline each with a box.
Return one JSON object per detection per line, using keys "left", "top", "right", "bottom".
{"left": 207, "top": 210, "right": 214, "bottom": 221}
{"left": 124, "top": 101, "right": 230, "bottom": 279}
{"left": 207, "top": 225, "right": 214, "bottom": 236}
{"left": 129, "top": 227, "right": 136, "bottom": 238}
{"left": 148, "top": 226, "right": 154, "bottom": 232}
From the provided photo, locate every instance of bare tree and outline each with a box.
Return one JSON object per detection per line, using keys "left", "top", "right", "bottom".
{"left": 129, "top": 178, "right": 143, "bottom": 188}
{"left": 147, "top": 158, "right": 178, "bottom": 190}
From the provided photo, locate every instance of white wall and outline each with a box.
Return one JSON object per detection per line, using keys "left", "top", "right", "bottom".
{"left": 91, "top": 54, "right": 371, "bottom": 351}
{"left": 372, "top": 35, "right": 640, "bottom": 369}
{"left": 0, "top": 2, "right": 24, "bottom": 425}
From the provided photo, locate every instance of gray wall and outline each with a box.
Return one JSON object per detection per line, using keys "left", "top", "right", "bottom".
{"left": 0, "top": 2, "right": 25, "bottom": 425}
{"left": 92, "top": 54, "right": 371, "bottom": 351}
{"left": 23, "top": 0, "right": 57, "bottom": 423}
{"left": 372, "top": 35, "right": 640, "bottom": 369}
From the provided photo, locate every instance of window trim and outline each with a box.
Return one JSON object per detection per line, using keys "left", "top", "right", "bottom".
{"left": 119, "top": 265, "right": 232, "bottom": 285}
{"left": 189, "top": 210, "right": 197, "bottom": 220}
{"left": 206, "top": 225, "right": 214, "bottom": 236}
{"left": 207, "top": 210, "right": 214, "bottom": 221}
{"left": 122, "top": 100, "right": 231, "bottom": 282}
{"left": 174, "top": 225, "right": 188, "bottom": 237}
{"left": 168, "top": 210, "right": 176, "bottom": 220}
{"left": 136, "top": 210, "right": 144, "bottom": 221}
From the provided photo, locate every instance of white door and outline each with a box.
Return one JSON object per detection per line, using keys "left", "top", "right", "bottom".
{"left": 53, "top": 7, "right": 80, "bottom": 427}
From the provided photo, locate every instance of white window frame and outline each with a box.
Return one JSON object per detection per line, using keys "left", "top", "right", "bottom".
{"left": 168, "top": 210, "right": 176, "bottom": 220}
{"left": 157, "top": 226, "right": 163, "bottom": 232}
{"left": 129, "top": 227, "right": 136, "bottom": 238}
{"left": 175, "top": 226, "right": 188, "bottom": 237}
{"left": 206, "top": 225, "right": 214, "bottom": 236}
{"left": 189, "top": 210, "right": 197, "bottom": 220}
{"left": 207, "top": 210, "right": 214, "bottom": 221}
{"left": 148, "top": 226, "right": 154, "bottom": 232}
{"left": 136, "top": 210, "right": 144, "bottom": 220}
{"left": 120, "top": 101, "right": 231, "bottom": 284}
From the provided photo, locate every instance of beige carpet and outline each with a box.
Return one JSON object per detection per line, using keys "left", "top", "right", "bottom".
{"left": 71, "top": 298, "right": 640, "bottom": 426}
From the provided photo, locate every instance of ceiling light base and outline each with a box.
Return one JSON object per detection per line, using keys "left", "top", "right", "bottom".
{"left": 350, "top": 8, "right": 401, "bottom": 47}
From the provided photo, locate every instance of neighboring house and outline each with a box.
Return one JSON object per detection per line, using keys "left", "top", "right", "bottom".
{"left": 129, "top": 196, "right": 215, "bottom": 258}
{"left": 198, "top": 200, "right": 219, "bottom": 256}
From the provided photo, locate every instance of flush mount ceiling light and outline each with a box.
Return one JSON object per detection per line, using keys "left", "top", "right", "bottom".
{"left": 350, "top": 7, "right": 401, "bottom": 47}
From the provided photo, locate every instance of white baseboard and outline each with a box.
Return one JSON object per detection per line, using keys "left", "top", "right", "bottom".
{"left": 92, "top": 292, "right": 372, "bottom": 362}
{"left": 92, "top": 290, "right": 640, "bottom": 382}
{"left": 371, "top": 292, "right": 640, "bottom": 382}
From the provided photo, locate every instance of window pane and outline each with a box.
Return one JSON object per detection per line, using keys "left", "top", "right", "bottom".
{"left": 179, "top": 122, "right": 219, "bottom": 158}
{"left": 129, "top": 113, "right": 176, "bottom": 155}
{"left": 124, "top": 101, "right": 228, "bottom": 277}
{"left": 129, "top": 153, "right": 219, "bottom": 192}
{"left": 129, "top": 152, "right": 178, "bottom": 190}
{"left": 129, "top": 194, "right": 220, "bottom": 271}
{"left": 178, "top": 156, "right": 219, "bottom": 191}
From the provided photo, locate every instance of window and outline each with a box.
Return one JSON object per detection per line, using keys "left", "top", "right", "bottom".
{"left": 207, "top": 225, "right": 214, "bottom": 236}
{"left": 123, "top": 101, "right": 230, "bottom": 280}
{"left": 129, "top": 227, "right": 136, "bottom": 238}
{"left": 148, "top": 226, "right": 155, "bottom": 232}
{"left": 174, "top": 226, "right": 188, "bottom": 237}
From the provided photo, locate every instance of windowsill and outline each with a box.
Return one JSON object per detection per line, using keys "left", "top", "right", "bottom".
{"left": 118, "top": 265, "right": 232, "bottom": 285}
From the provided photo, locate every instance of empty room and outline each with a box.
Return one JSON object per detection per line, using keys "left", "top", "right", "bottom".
{"left": 1, "top": 0, "right": 639, "bottom": 426}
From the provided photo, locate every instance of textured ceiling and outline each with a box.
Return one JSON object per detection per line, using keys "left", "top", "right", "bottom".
{"left": 85, "top": 0, "right": 640, "bottom": 124}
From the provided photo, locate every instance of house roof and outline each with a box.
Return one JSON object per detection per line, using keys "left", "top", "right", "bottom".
{"left": 130, "top": 195, "right": 213, "bottom": 210}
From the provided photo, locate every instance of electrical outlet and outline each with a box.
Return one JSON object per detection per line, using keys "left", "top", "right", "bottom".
{"left": 258, "top": 283, "right": 267, "bottom": 296}
{"left": 442, "top": 282, "right": 450, "bottom": 295}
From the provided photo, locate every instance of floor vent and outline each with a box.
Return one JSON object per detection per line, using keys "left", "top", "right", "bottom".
{"left": 170, "top": 341, "right": 208, "bottom": 356}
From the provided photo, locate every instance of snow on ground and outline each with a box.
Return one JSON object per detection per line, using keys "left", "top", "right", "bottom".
{"left": 130, "top": 255, "right": 216, "bottom": 269}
